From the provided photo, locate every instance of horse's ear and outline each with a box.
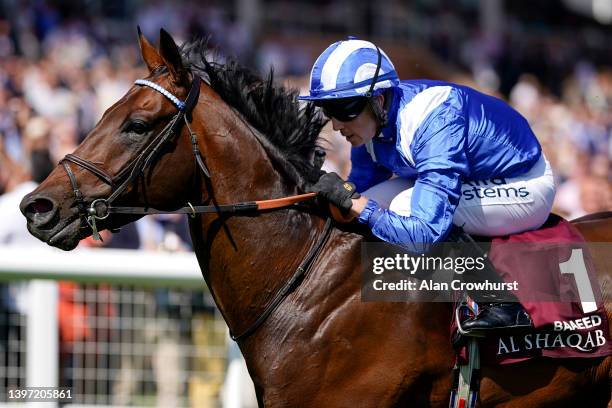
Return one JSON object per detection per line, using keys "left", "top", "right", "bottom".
{"left": 137, "top": 26, "right": 164, "bottom": 73}
{"left": 159, "top": 28, "right": 188, "bottom": 86}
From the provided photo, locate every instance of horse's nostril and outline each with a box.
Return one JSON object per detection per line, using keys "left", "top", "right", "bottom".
{"left": 21, "top": 196, "right": 58, "bottom": 226}
{"left": 29, "top": 198, "right": 55, "bottom": 215}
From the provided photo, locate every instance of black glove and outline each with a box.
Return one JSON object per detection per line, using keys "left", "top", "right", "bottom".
{"left": 311, "top": 172, "right": 360, "bottom": 212}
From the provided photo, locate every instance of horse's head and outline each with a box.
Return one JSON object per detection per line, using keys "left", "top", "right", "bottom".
{"left": 20, "top": 29, "right": 202, "bottom": 250}
{"left": 21, "top": 28, "right": 327, "bottom": 251}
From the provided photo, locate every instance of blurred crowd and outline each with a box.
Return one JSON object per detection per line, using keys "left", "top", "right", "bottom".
{"left": 509, "top": 70, "right": 612, "bottom": 219}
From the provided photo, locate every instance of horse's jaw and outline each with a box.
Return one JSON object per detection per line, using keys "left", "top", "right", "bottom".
{"left": 27, "top": 215, "right": 82, "bottom": 251}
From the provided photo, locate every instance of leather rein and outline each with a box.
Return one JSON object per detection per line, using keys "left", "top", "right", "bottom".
{"left": 59, "top": 74, "right": 333, "bottom": 342}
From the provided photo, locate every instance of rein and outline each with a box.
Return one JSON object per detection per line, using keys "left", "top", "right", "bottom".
{"left": 104, "top": 192, "right": 318, "bottom": 216}
{"left": 59, "top": 73, "right": 332, "bottom": 342}
{"left": 60, "top": 76, "right": 205, "bottom": 239}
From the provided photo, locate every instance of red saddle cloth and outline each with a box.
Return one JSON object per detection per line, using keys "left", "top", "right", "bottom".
{"left": 478, "top": 214, "right": 612, "bottom": 364}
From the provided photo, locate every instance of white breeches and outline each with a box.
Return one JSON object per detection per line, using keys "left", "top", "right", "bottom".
{"left": 362, "top": 154, "right": 556, "bottom": 236}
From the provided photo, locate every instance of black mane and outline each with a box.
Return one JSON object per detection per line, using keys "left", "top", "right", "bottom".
{"left": 181, "top": 39, "right": 327, "bottom": 184}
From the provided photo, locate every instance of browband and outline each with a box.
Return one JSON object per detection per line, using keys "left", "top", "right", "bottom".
{"left": 135, "top": 79, "right": 186, "bottom": 110}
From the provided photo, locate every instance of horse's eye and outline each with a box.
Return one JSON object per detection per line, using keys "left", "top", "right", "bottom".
{"left": 126, "top": 120, "right": 149, "bottom": 135}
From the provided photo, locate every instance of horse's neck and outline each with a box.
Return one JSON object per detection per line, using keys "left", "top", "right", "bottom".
{"left": 189, "top": 97, "right": 323, "bottom": 333}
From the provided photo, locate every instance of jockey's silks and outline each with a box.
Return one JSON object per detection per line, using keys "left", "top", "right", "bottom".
{"left": 354, "top": 80, "right": 542, "bottom": 250}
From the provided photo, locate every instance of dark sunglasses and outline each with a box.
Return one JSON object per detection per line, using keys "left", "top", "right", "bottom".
{"left": 316, "top": 97, "right": 369, "bottom": 122}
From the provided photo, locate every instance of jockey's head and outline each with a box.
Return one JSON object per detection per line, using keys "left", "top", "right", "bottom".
{"left": 299, "top": 37, "right": 399, "bottom": 146}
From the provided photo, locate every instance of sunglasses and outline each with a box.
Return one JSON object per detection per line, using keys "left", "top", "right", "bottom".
{"left": 317, "top": 97, "right": 369, "bottom": 122}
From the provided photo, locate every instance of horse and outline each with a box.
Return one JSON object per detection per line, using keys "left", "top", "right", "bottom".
{"left": 20, "top": 29, "right": 612, "bottom": 407}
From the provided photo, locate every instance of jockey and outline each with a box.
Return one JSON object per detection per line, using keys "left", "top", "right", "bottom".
{"left": 301, "top": 37, "right": 556, "bottom": 332}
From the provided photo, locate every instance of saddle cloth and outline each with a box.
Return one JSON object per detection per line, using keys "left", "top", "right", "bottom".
{"left": 462, "top": 214, "right": 612, "bottom": 364}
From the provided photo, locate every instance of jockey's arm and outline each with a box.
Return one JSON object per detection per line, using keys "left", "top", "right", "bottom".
{"left": 351, "top": 103, "right": 469, "bottom": 252}
{"left": 351, "top": 168, "right": 464, "bottom": 251}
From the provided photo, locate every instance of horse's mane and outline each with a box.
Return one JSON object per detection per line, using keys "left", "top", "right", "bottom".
{"left": 180, "top": 39, "right": 327, "bottom": 184}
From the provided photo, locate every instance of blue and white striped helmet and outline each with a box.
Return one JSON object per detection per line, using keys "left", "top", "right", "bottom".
{"left": 299, "top": 37, "right": 399, "bottom": 101}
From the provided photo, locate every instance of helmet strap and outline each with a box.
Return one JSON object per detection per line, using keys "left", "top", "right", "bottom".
{"left": 364, "top": 46, "right": 382, "bottom": 98}
{"left": 366, "top": 46, "right": 389, "bottom": 135}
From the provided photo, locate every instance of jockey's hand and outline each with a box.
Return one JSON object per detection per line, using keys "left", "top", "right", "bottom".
{"left": 311, "top": 172, "right": 360, "bottom": 212}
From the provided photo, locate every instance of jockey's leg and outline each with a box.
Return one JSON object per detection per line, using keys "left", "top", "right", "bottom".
{"left": 453, "top": 154, "right": 556, "bottom": 236}
{"left": 365, "top": 154, "right": 556, "bottom": 234}
{"left": 362, "top": 177, "right": 414, "bottom": 211}
{"left": 455, "top": 154, "right": 555, "bottom": 332}
{"left": 364, "top": 155, "right": 556, "bottom": 234}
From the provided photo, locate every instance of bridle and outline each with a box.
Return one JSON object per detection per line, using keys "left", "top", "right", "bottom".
{"left": 60, "top": 75, "right": 318, "bottom": 240}
{"left": 59, "top": 73, "right": 333, "bottom": 342}
{"left": 60, "top": 76, "right": 205, "bottom": 239}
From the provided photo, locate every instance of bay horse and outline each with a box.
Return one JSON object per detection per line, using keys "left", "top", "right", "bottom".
{"left": 20, "top": 29, "right": 611, "bottom": 407}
